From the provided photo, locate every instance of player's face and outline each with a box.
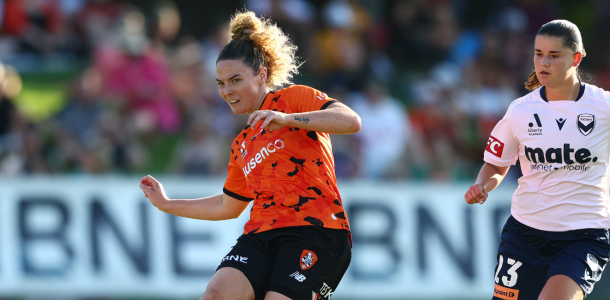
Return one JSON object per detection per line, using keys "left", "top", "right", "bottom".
{"left": 216, "top": 59, "right": 267, "bottom": 114}
{"left": 533, "top": 35, "right": 581, "bottom": 88}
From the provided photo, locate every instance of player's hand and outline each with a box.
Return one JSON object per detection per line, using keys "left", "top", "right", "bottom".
{"left": 464, "top": 183, "right": 488, "bottom": 205}
{"left": 139, "top": 175, "right": 170, "bottom": 210}
{"left": 247, "top": 110, "right": 289, "bottom": 130}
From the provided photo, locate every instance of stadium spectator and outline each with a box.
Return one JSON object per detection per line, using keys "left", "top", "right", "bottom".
{"left": 94, "top": 5, "right": 181, "bottom": 133}
{"left": 169, "top": 117, "right": 224, "bottom": 175}
{"left": 351, "top": 79, "right": 411, "bottom": 178}
{"left": 0, "top": 0, "right": 66, "bottom": 54}
{"left": 4, "top": 0, "right": 609, "bottom": 181}
{"left": 0, "top": 64, "right": 27, "bottom": 175}
{"left": 72, "top": 0, "right": 123, "bottom": 53}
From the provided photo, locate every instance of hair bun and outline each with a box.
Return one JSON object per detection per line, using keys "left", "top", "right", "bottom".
{"left": 219, "top": 10, "right": 300, "bottom": 90}
{"left": 230, "top": 12, "right": 261, "bottom": 41}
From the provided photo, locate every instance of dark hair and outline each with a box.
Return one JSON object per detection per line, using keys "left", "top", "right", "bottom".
{"left": 525, "top": 20, "right": 586, "bottom": 90}
{"left": 216, "top": 11, "right": 300, "bottom": 90}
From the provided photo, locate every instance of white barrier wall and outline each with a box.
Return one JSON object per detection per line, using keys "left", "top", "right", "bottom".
{"left": 0, "top": 176, "right": 518, "bottom": 299}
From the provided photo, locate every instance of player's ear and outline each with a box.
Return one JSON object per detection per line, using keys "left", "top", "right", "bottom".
{"left": 573, "top": 52, "right": 582, "bottom": 67}
{"left": 258, "top": 67, "right": 268, "bottom": 86}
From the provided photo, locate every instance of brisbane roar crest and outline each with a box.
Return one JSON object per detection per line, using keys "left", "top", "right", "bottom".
{"left": 577, "top": 114, "right": 595, "bottom": 136}
{"left": 300, "top": 250, "right": 317, "bottom": 270}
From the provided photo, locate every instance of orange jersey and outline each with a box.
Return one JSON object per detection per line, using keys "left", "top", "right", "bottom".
{"left": 223, "top": 85, "right": 350, "bottom": 239}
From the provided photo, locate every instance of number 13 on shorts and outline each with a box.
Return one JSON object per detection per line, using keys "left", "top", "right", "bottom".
{"left": 493, "top": 255, "right": 522, "bottom": 300}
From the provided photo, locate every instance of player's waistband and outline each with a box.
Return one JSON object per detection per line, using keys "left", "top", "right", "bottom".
{"left": 506, "top": 215, "right": 608, "bottom": 236}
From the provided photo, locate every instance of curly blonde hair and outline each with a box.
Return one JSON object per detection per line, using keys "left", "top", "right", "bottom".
{"left": 217, "top": 11, "right": 300, "bottom": 90}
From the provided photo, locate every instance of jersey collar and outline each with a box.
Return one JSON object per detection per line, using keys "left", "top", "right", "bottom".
{"left": 540, "top": 81, "right": 585, "bottom": 102}
{"left": 258, "top": 90, "right": 276, "bottom": 111}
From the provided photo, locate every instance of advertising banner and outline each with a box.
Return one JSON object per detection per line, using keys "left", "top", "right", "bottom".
{"left": 0, "top": 176, "right": 607, "bottom": 299}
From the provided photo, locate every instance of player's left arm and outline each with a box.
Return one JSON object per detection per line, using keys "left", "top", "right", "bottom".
{"left": 247, "top": 102, "right": 361, "bottom": 134}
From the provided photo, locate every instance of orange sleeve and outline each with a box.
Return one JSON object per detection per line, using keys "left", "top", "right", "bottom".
{"left": 286, "top": 85, "right": 338, "bottom": 113}
{"left": 223, "top": 156, "right": 253, "bottom": 202}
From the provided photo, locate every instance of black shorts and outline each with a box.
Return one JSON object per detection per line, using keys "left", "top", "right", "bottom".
{"left": 493, "top": 215, "right": 610, "bottom": 300}
{"left": 217, "top": 226, "right": 351, "bottom": 300}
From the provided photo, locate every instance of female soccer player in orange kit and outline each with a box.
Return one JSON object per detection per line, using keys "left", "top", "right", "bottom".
{"left": 139, "top": 10, "right": 361, "bottom": 300}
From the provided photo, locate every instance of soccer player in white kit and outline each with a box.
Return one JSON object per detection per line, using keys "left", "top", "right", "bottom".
{"left": 464, "top": 20, "right": 610, "bottom": 300}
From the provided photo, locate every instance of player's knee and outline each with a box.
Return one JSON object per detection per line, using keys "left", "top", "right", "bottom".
{"left": 200, "top": 288, "right": 223, "bottom": 300}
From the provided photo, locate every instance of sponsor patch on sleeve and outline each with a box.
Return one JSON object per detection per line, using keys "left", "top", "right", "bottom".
{"left": 486, "top": 136, "right": 505, "bottom": 158}
{"left": 494, "top": 284, "right": 519, "bottom": 300}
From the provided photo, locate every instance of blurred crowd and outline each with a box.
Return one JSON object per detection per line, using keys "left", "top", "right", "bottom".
{"left": 1, "top": 0, "right": 610, "bottom": 180}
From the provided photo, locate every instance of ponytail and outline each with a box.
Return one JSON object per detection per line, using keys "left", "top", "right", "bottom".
{"left": 524, "top": 70, "right": 541, "bottom": 91}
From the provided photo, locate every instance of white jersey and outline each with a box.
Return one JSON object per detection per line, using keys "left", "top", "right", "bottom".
{"left": 484, "top": 83, "right": 610, "bottom": 231}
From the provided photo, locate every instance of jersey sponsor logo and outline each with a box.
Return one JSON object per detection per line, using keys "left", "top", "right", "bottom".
{"left": 493, "top": 284, "right": 519, "bottom": 300}
{"left": 222, "top": 255, "right": 248, "bottom": 264}
{"left": 289, "top": 271, "right": 307, "bottom": 282}
{"left": 528, "top": 113, "right": 543, "bottom": 136}
{"left": 242, "top": 139, "right": 285, "bottom": 176}
{"left": 529, "top": 163, "right": 555, "bottom": 171}
{"left": 524, "top": 144, "right": 598, "bottom": 164}
{"left": 300, "top": 250, "right": 318, "bottom": 270}
{"left": 529, "top": 163, "right": 591, "bottom": 172}
{"left": 486, "top": 136, "right": 505, "bottom": 158}
{"left": 555, "top": 118, "right": 566, "bottom": 130}
{"left": 577, "top": 113, "right": 595, "bottom": 136}
{"left": 319, "top": 282, "right": 334, "bottom": 299}
{"left": 529, "top": 113, "right": 542, "bottom": 127}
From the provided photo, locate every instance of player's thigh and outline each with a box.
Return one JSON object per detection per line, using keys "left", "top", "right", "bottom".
{"left": 493, "top": 217, "right": 550, "bottom": 300}
{"left": 215, "top": 233, "right": 276, "bottom": 300}
{"left": 267, "top": 227, "right": 351, "bottom": 300}
{"left": 545, "top": 230, "right": 610, "bottom": 298}
{"left": 200, "top": 267, "right": 255, "bottom": 300}
{"left": 538, "top": 275, "right": 583, "bottom": 300}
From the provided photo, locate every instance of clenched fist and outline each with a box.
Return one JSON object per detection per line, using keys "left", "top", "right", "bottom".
{"left": 464, "top": 183, "right": 488, "bottom": 205}
{"left": 139, "top": 175, "right": 170, "bottom": 210}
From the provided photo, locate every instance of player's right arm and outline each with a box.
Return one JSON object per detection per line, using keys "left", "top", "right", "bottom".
{"left": 467, "top": 100, "right": 520, "bottom": 205}
{"left": 139, "top": 175, "right": 250, "bottom": 220}
{"left": 465, "top": 163, "right": 510, "bottom": 205}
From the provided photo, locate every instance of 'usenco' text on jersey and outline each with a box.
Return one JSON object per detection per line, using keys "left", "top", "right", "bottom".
{"left": 483, "top": 83, "right": 610, "bottom": 232}
{"left": 242, "top": 139, "right": 285, "bottom": 176}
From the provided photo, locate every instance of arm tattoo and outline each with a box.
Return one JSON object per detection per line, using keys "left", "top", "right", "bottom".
{"left": 295, "top": 116, "right": 310, "bottom": 124}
